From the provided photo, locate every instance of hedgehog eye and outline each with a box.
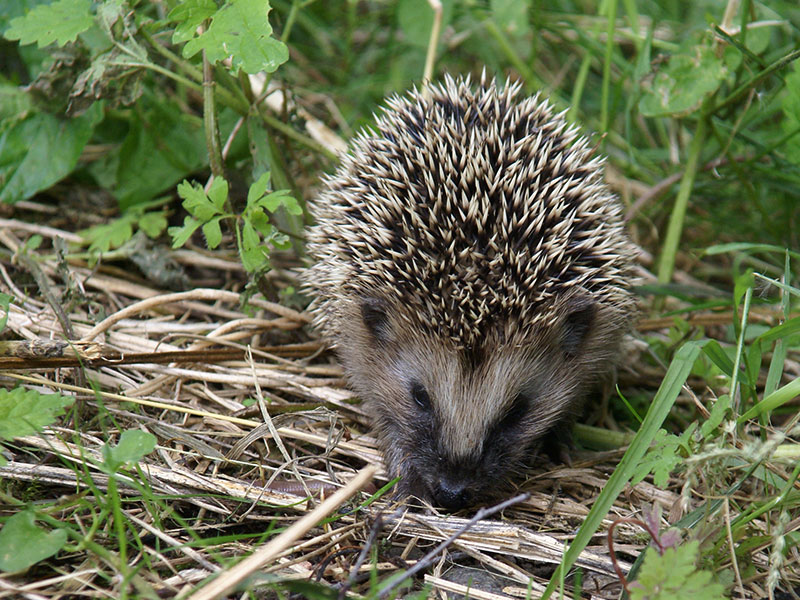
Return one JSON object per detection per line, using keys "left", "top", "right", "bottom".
{"left": 360, "top": 297, "right": 391, "bottom": 342}
{"left": 562, "top": 297, "right": 597, "bottom": 357}
{"left": 410, "top": 382, "right": 432, "bottom": 411}
{"left": 498, "top": 393, "right": 529, "bottom": 429}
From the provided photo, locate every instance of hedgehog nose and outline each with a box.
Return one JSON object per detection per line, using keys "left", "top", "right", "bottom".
{"left": 433, "top": 479, "right": 471, "bottom": 510}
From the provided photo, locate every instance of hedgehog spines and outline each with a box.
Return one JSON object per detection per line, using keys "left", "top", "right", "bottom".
{"left": 305, "top": 74, "right": 635, "bottom": 351}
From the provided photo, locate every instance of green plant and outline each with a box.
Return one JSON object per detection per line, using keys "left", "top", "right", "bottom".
{"left": 169, "top": 172, "right": 301, "bottom": 273}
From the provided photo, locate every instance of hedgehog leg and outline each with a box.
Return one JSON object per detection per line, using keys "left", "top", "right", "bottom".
{"left": 539, "top": 424, "right": 575, "bottom": 467}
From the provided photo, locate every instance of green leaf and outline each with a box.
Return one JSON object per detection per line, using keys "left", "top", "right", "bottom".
{"left": 178, "top": 181, "right": 221, "bottom": 221}
{"left": 240, "top": 244, "right": 269, "bottom": 273}
{"left": 202, "top": 217, "right": 223, "bottom": 249}
{"left": 630, "top": 541, "right": 726, "bottom": 600}
{"left": 115, "top": 107, "right": 206, "bottom": 209}
{"left": 282, "top": 580, "right": 340, "bottom": 600}
{"left": 182, "top": 0, "right": 289, "bottom": 75}
{"left": 738, "top": 376, "right": 800, "bottom": 423}
{"left": 169, "top": 0, "right": 217, "bottom": 45}
{"left": 102, "top": 430, "right": 156, "bottom": 471}
{"left": 5, "top": 0, "right": 94, "bottom": 48}
{"left": 138, "top": 212, "right": 168, "bottom": 238}
{"left": 257, "top": 189, "right": 301, "bottom": 214}
{"left": 0, "top": 84, "right": 33, "bottom": 121}
{"left": 0, "top": 387, "right": 74, "bottom": 441}
{"left": 733, "top": 270, "right": 754, "bottom": 312}
{"left": 248, "top": 209, "right": 271, "bottom": 234}
{"left": 703, "top": 242, "right": 800, "bottom": 261}
{"left": 639, "top": 45, "right": 726, "bottom": 117}
{"left": 241, "top": 219, "right": 261, "bottom": 251}
{"left": 207, "top": 176, "right": 229, "bottom": 211}
{"left": 0, "top": 103, "right": 102, "bottom": 204}
{"left": 631, "top": 428, "right": 687, "bottom": 488}
{"left": 0, "top": 293, "right": 11, "bottom": 332}
{"left": 702, "top": 340, "right": 735, "bottom": 377}
{"left": 756, "top": 316, "right": 800, "bottom": 344}
{"left": 169, "top": 216, "right": 203, "bottom": 249}
{"left": 700, "top": 395, "right": 730, "bottom": 438}
{"left": 781, "top": 61, "right": 800, "bottom": 164}
{"left": 79, "top": 214, "right": 135, "bottom": 254}
{"left": 246, "top": 171, "right": 272, "bottom": 205}
{"left": 0, "top": 511, "right": 68, "bottom": 572}
{"left": 239, "top": 218, "right": 269, "bottom": 272}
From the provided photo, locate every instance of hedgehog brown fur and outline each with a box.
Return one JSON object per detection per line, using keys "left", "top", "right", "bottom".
{"left": 303, "top": 74, "right": 636, "bottom": 510}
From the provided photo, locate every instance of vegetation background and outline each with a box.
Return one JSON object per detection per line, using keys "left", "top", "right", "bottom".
{"left": 0, "top": 0, "right": 799, "bottom": 598}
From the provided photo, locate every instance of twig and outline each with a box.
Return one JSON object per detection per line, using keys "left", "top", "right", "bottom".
{"left": 337, "top": 508, "right": 403, "bottom": 599}
{"left": 423, "top": 0, "right": 442, "bottom": 88}
{"left": 376, "top": 493, "right": 530, "bottom": 599}
{"left": 81, "top": 288, "right": 309, "bottom": 342}
{"left": 186, "top": 465, "right": 377, "bottom": 600}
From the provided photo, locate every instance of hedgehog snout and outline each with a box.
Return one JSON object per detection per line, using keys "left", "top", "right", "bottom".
{"left": 431, "top": 477, "right": 474, "bottom": 510}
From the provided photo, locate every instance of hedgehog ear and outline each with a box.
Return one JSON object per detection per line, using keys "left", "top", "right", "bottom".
{"left": 360, "top": 297, "right": 392, "bottom": 343}
{"left": 562, "top": 296, "right": 597, "bottom": 357}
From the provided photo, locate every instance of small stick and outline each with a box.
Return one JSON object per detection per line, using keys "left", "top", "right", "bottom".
{"left": 376, "top": 493, "right": 530, "bottom": 599}
{"left": 422, "top": 0, "right": 443, "bottom": 93}
{"left": 186, "top": 465, "right": 377, "bottom": 600}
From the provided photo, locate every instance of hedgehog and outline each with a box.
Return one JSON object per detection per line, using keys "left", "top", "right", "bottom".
{"left": 302, "top": 75, "right": 636, "bottom": 510}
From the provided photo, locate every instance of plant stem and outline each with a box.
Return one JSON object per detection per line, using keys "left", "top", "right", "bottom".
{"left": 203, "top": 52, "right": 224, "bottom": 180}
{"left": 141, "top": 28, "right": 203, "bottom": 83}
{"left": 484, "top": 19, "right": 542, "bottom": 91}
{"left": 656, "top": 115, "right": 707, "bottom": 284}
{"left": 601, "top": 0, "right": 618, "bottom": 134}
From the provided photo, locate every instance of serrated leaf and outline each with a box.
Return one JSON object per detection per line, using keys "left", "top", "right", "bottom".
{"left": 207, "top": 176, "right": 229, "bottom": 211}
{"left": 5, "top": 0, "right": 94, "bottom": 48}
{"left": 0, "top": 511, "right": 68, "bottom": 572}
{"left": 178, "top": 181, "right": 221, "bottom": 221}
{"left": 169, "top": 216, "right": 203, "bottom": 249}
{"left": 182, "top": 0, "right": 289, "bottom": 75}
{"left": 169, "top": 0, "right": 217, "bottom": 44}
{"left": 271, "top": 231, "right": 291, "bottom": 251}
{"left": 631, "top": 541, "right": 726, "bottom": 600}
{"left": 639, "top": 46, "right": 726, "bottom": 117}
{"left": 202, "top": 217, "right": 223, "bottom": 249}
{"left": 79, "top": 215, "right": 135, "bottom": 254}
{"left": 138, "top": 212, "right": 167, "bottom": 238}
{"left": 240, "top": 244, "right": 268, "bottom": 273}
{"left": 102, "top": 430, "right": 156, "bottom": 471}
{"left": 0, "top": 387, "right": 74, "bottom": 441}
{"left": 256, "top": 189, "right": 301, "bottom": 214}
{"left": 248, "top": 209, "right": 270, "bottom": 233}
{"left": 631, "top": 429, "right": 685, "bottom": 488}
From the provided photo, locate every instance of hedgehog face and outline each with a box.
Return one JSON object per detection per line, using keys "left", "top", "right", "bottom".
{"left": 332, "top": 292, "right": 620, "bottom": 510}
